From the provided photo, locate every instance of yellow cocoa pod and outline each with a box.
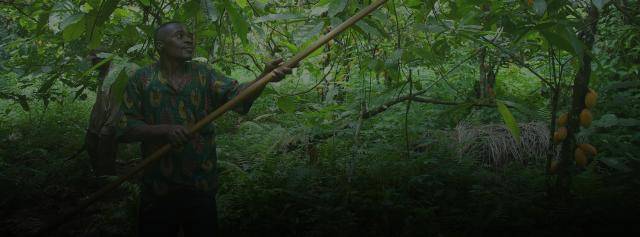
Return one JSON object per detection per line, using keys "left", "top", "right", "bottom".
{"left": 578, "top": 143, "right": 598, "bottom": 156}
{"left": 557, "top": 113, "right": 569, "bottom": 127}
{"left": 549, "top": 160, "right": 559, "bottom": 174}
{"left": 553, "top": 132, "right": 562, "bottom": 144}
{"left": 553, "top": 127, "right": 567, "bottom": 144}
{"left": 579, "top": 109, "right": 593, "bottom": 127}
{"left": 575, "top": 148, "right": 588, "bottom": 167}
{"left": 585, "top": 91, "right": 597, "bottom": 109}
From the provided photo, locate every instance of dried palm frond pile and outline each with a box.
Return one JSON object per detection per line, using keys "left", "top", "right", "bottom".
{"left": 453, "top": 122, "right": 551, "bottom": 167}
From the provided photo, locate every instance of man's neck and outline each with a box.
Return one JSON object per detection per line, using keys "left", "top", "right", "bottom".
{"left": 159, "top": 56, "right": 188, "bottom": 78}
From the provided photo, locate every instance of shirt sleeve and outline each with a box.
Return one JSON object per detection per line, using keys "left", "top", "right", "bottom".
{"left": 209, "top": 69, "right": 255, "bottom": 114}
{"left": 115, "top": 70, "right": 148, "bottom": 142}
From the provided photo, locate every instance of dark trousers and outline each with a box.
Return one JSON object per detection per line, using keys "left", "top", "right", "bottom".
{"left": 138, "top": 189, "right": 218, "bottom": 237}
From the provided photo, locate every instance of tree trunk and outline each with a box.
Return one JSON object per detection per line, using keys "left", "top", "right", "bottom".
{"left": 477, "top": 48, "right": 497, "bottom": 98}
{"left": 554, "top": 5, "right": 599, "bottom": 199}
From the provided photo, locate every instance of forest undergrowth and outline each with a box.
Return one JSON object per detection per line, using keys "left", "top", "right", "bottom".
{"left": 1, "top": 71, "right": 638, "bottom": 236}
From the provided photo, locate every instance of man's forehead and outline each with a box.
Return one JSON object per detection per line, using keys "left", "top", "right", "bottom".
{"left": 158, "top": 23, "right": 188, "bottom": 36}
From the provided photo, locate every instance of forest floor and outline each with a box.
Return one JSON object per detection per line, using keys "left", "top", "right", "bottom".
{"left": 1, "top": 98, "right": 639, "bottom": 237}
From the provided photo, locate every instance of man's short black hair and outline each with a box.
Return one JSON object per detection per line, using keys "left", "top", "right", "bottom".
{"left": 154, "top": 21, "right": 184, "bottom": 44}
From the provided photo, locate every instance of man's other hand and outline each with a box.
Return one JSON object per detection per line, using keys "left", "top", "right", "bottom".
{"left": 161, "top": 125, "right": 192, "bottom": 146}
{"left": 262, "top": 58, "right": 296, "bottom": 82}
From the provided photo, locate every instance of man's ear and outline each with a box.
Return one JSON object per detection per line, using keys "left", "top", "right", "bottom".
{"left": 155, "top": 41, "right": 164, "bottom": 52}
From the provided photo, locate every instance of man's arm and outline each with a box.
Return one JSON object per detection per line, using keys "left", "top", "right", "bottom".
{"left": 209, "top": 58, "right": 294, "bottom": 115}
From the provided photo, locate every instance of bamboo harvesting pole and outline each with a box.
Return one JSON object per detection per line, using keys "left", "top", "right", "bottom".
{"left": 35, "top": 0, "right": 389, "bottom": 235}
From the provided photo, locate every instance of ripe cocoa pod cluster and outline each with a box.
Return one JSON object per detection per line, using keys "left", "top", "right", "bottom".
{"left": 580, "top": 89, "right": 597, "bottom": 127}
{"left": 550, "top": 88, "right": 599, "bottom": 172}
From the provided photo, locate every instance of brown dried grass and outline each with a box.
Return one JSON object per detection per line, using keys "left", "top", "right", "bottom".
{"left": 453, "top": 122, "right": 550, "bottom": 167}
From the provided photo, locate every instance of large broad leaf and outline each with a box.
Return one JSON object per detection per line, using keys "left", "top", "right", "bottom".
{"left": 48, "top": 1, "right": 77, "bottom": 33}
{"left": 496, "top": 100, "right": 521, "bottom": 144}
{"left": 225, "top": 0, "right": 249, "bottom": 44}
{"left": 85, "top": 0, "right": 119, "bottom": 49}
{"left": 540, "top": 25, "right": 584, "bottom": 57}
{"left": 62, "top": 17, "right": 85, "bottom": 42}
{"left": 328, "top": 0, "right": 347, "bottom": 17}
{"left": 540, "top": 30, "right": 574, "bottom": 54}
{"left": 556, "top": 25, "right": 584, "bottom": 57}
{"left": 60, "top": 13, "right": 83, "bottom": 30}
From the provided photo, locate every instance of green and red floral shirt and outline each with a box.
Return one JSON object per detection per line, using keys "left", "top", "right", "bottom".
{"left": 117, "top": 62, "right": 252, "bottom": 198}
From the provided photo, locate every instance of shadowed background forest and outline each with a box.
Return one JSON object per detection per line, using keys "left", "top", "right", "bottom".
{"left": 1, "top": 0, "right": 639, "bottom": 236}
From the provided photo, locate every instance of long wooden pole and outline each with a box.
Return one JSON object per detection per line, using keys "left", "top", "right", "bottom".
{"left": 35, "top": 0, "right": 389, "bottom": 235}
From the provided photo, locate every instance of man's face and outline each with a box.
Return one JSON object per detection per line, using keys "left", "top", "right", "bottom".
{"left": 158, "top": 23, "right": 194, "bottom": 61}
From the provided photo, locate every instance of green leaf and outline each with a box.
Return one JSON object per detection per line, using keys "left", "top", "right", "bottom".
{"left": 139, "top": 0, "right": 150, "bottom": 6}
{"left": 496, "top": 100, "right": 521, "bottom": 144}
{"left": 556, "top": 26, "right": 584, "bottom": 57}
{"left": 225, "top": 0, "right": 249, "bottom": 44}
{"left": 355, "top": 20, "right": 382, "bottom": 37}
{"left": 62, "top": 17, "right": 85, "bottom": 42}
{"left": 540, "top": 27, "right": 583, "bottom": 56}
{"left": 328, "top": 0, "right": 347, "bottom": 17}
{"left": 37, "top": 76, "right": 57, "bottom": 94}
{"left": 276, "top": 96, "right": 296, "bottom": 113}
{"left": 60, "top": 13, "right": 83, "bottom": 30}
{"left": 48, "top": 1, "right": 77, "bottom": 33}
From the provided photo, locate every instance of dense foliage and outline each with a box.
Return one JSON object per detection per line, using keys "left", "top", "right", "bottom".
{"left": 1, "top": 0, "right": 639, "bottom": 236}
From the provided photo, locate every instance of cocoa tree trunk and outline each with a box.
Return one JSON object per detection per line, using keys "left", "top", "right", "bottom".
{"left": 554, "top": 5, "right": 599, "bottom": 199}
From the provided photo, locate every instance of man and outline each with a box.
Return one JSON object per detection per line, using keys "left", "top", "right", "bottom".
{"left": 85, "top": 50, "right": 118, "bottom": 176}
{"left": 116, "top": 22, "right": 294, "bottom": 236}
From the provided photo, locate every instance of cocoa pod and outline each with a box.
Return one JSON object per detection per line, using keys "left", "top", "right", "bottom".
{"left": 585, "top": 90, "right": 597, "bottom": 109}
{"left": 553, "top": 127, "right": 567, "bottom": 144}
{"left": 579, "top": 109, "right": 593, "bottom": 127}
{"left": 557, "top": 113, "right": 569, "bottom": 127}
{"left": 575, "top": 148, "right": 588, "bottom": 167}
{"left": 578, "top": 143, "right": 598, "bottom": 156}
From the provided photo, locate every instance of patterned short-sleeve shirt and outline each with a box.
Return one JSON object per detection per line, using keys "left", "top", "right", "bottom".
{"left": 117, "top": 62, "right": 251, "bottom": 198}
